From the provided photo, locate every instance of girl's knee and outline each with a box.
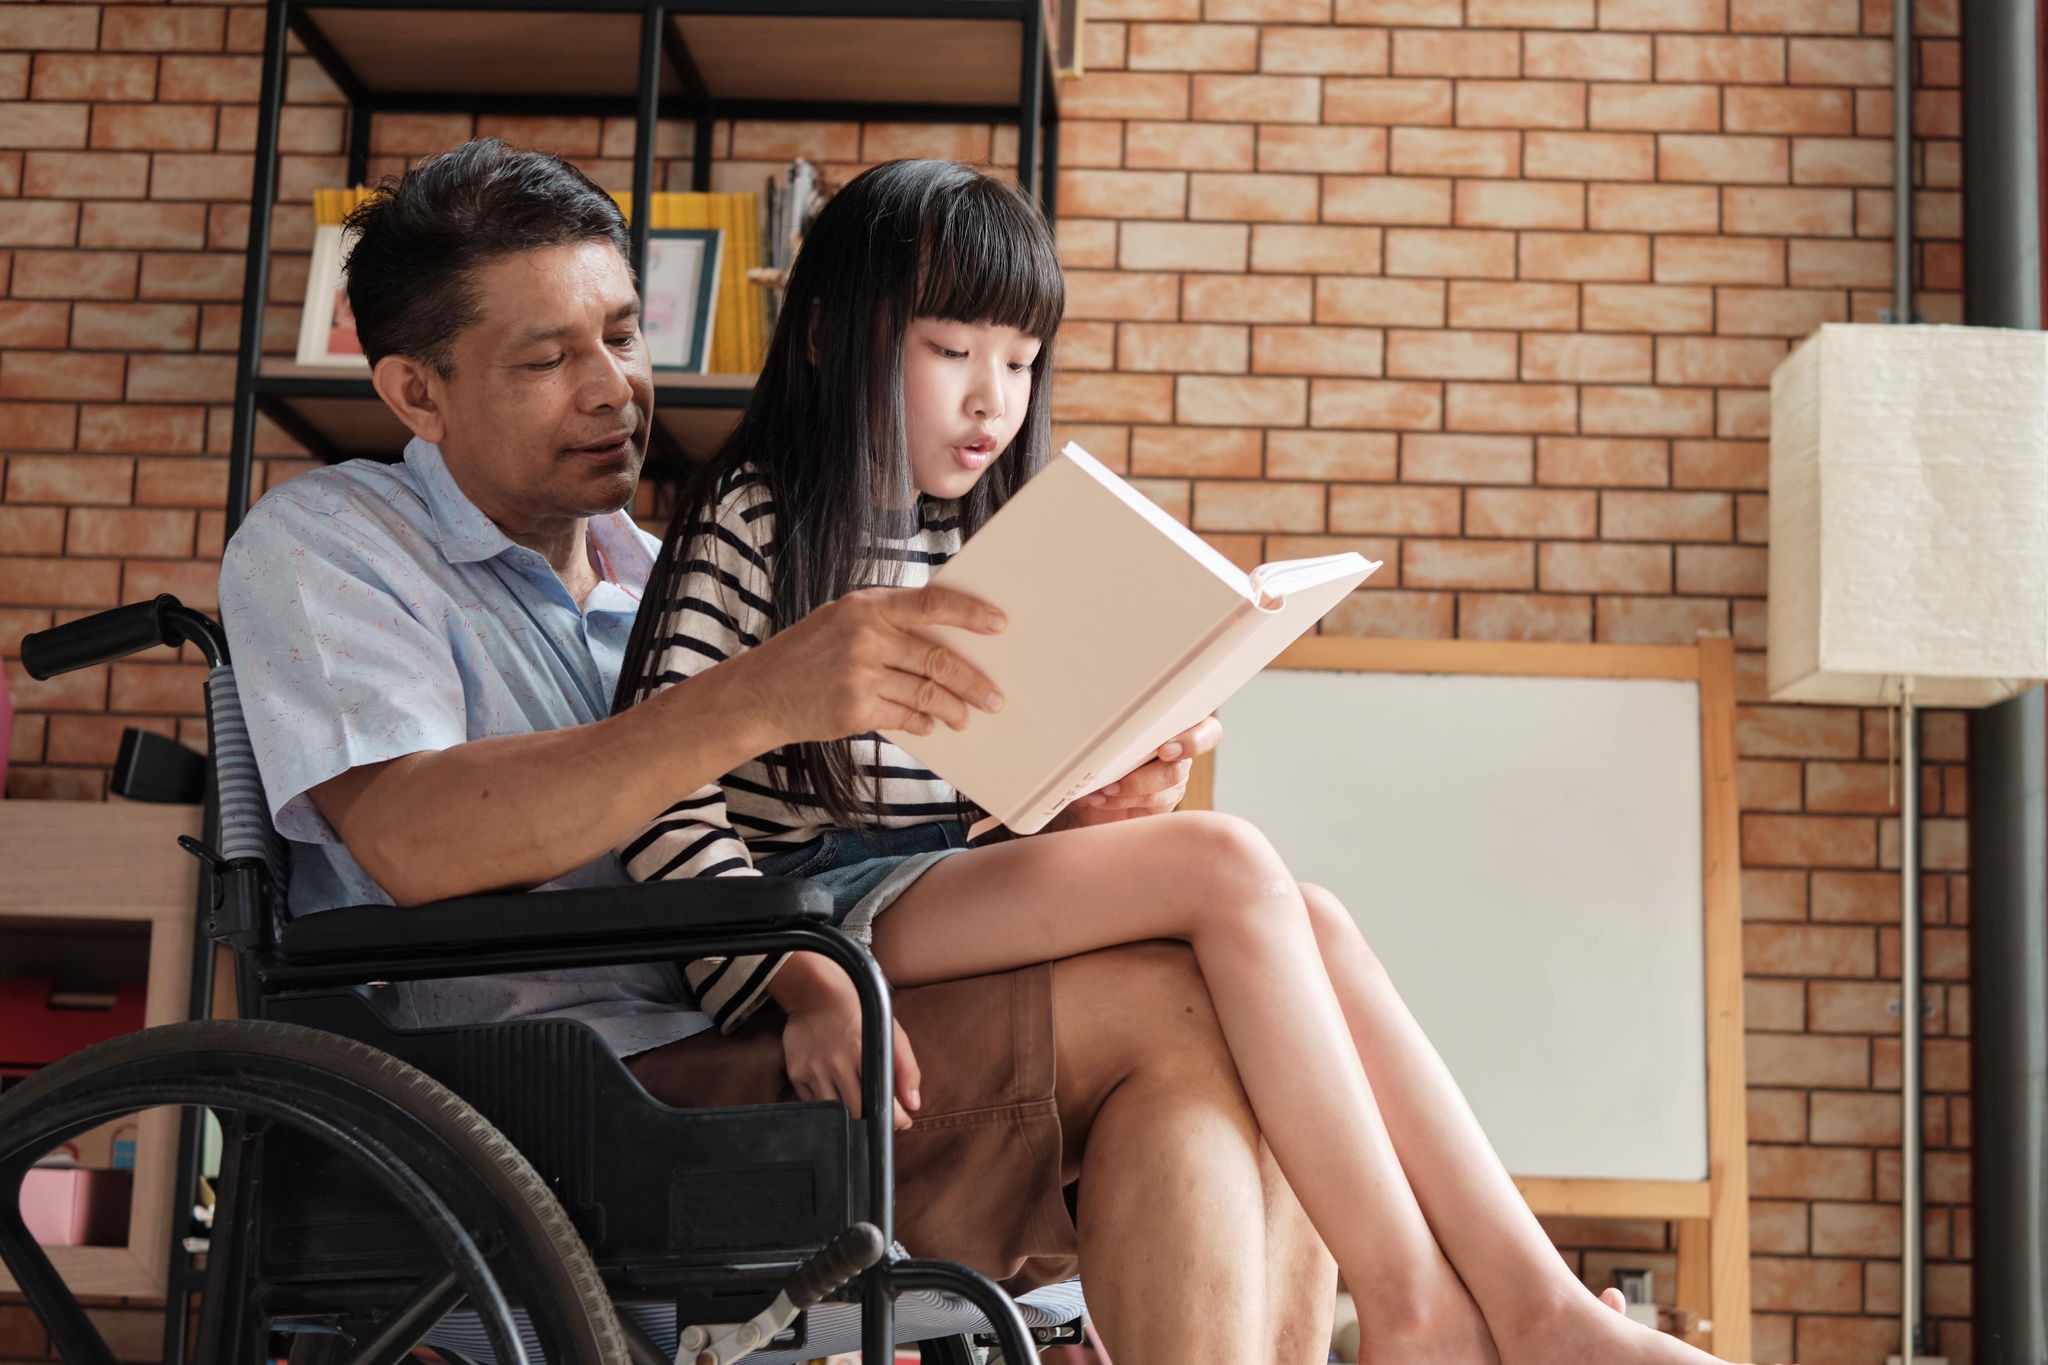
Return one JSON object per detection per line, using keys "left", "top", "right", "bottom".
{"left": 1299, "top": 881, "right": 1389, "bottom": 977}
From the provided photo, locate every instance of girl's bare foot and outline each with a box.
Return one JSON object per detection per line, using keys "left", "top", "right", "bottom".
{"left": 1498, "top": 1290, "right": 1752, "bottom": 1365}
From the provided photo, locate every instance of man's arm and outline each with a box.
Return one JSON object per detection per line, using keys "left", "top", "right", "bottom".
{"left": 311, "top": 585, "right": 1008, "bottom": 905}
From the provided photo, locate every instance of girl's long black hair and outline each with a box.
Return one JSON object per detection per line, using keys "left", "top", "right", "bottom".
{"left": 613, "top": 158, "right": 1066, "bottom": 827}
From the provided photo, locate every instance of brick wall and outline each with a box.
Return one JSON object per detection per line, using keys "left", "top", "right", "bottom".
{"left": 0, "top": 0, "right": 1972, "bottom": 1362}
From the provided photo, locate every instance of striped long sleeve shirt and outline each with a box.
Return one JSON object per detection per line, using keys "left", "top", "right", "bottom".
{"left": 616, "top": 465, "right": 968, "bottom": 1027}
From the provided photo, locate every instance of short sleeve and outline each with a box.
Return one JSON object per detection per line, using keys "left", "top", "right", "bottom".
{"left": 218, "top": 490, "right": 470, "bottom": 844}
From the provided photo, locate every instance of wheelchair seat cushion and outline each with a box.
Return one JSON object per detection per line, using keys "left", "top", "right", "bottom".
{"left": 629, "top": 960, "right": 1079, "bottom": 1293}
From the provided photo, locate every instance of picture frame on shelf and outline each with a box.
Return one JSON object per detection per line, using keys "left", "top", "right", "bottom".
{"left": 644, "top": 227, "right": 723, "bottom": 374}
{"left": 295, "top": 223, "right": 368, "bottom": 370}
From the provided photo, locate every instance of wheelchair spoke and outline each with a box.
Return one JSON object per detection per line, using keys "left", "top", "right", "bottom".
{"left": 341, "top": 1269, "right": 465, "bottom": 1365}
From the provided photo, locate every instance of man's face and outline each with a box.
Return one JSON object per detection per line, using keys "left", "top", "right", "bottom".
{"left": 431, "top": 240, "right": 652, "bottom": 527}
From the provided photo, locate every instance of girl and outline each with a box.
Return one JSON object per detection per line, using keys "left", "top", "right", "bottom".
{"left": 616, "top": 159, "right": 1743, "bottom": 1365}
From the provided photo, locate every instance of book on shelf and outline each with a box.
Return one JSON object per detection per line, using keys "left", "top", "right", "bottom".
{"left": 295, "top": 187, "right": 381, "bottom": 370}
{"left": 613, "top": 191, "right": 767, "bottom": 374}
{"left": 884, "top": 443, "right": 1379, "bottom": 835}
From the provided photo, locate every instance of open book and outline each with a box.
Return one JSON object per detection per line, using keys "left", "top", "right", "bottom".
{"left": 884, "top": 443, "right": 1379, "bottom": 834}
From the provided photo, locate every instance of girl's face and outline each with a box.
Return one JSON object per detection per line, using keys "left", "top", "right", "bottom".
{"left": 900, "top": 316, "right": 1041, "bottom": 500}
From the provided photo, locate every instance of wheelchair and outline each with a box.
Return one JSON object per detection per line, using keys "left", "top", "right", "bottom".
{"left": 0, "top": 594, "right": 1084, "bottom": 1364}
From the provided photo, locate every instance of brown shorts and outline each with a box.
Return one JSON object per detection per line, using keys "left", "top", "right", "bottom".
{"left": 626, "top": 962, "right": 1079, "bottom": 1294}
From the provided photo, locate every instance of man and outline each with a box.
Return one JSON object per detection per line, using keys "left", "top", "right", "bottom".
{"left": 221, "top": 140, "right": 1333, "bottom": 1363}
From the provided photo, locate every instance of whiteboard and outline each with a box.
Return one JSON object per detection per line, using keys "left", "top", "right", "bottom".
{"left": 1213, "top": 668, "right": 1710, "bottom": 1183}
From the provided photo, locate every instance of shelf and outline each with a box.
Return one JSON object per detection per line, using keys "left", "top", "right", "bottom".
{"left": 0, "top": 800, "right": 202, "bottom": 1300}
{"left": 290, "top": 1, "right": 1056, "bottom": 122}
{"left": 253, "top": 359, "right": 751, "bottom": 467}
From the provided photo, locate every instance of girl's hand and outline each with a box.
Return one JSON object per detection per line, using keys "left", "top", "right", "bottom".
{"left": 1051, "top": 716, "right": 1223, "bottom": 830}
{"left": 770, "top": 953, "right": 922, "bottom": 1130}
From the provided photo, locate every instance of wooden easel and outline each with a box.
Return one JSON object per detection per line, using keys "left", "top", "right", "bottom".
{"left": 1186, "top": 635, "right": 1751, "bottom": 1360}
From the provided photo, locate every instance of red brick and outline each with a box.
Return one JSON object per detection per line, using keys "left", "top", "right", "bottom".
{"left": 1744, "top": 812, "right": 1879, "bottom": 868}
{"left": 1456, "top": 81, "right": 1587, "bottom": 130}
{"left": 1255, "top": 125, "right": 1388, "bottom": 174}
{"left": 1386, "top": 329, "right": 1517, "bottom": 380}
{"left": 1657, "top": 336, "right": 1787, "bottom": 386}
{"left": 476, "top": 114, "right": 606, "bottom": 157}
{"left": 1392, "top": 29, "right": 1519, "bottom": 77}
{"left": 1377, "top": 438, "right": 1540, "bottom": 497}
{"left": 1130, "top": 425, "right": 1264, "bottom": 477}
{"left": 1600, "top": 488, "right": 1730, "bottom": 540}
{"left": 1191, "top": 478, "right": 1324, "bottom": 531}
{"left": 1733, "top": 0, "right": 1859, "bottom": 29}
{"left": 1125, "top": 120, "right": 1257, "bottom": 171}
{"left": 1387, "top": 128, "right": 1520, "bottom": 178}
{"left": 1057, "top": 222, "right": 1118, "bottom": 273}
{"left": 1596, "top": 593, "right": 1727, "bottom": 643}
{"left": 1189, "top": 171, "right": 1321, "bottom": 221}
{"left": 1539, "top": 541, "right": 1670, "bottom": 592}
{"left": 0, "top": 101, "right": 89, "bottom": 150}
{"left": 1185, "top": 273, "right": 1316, "bottom": 321}
{"left": 1725, "top": 86, "right": 1855, "bottom": 137}
{"left": 77, "top": 202, "right": 207, "bottom": 252}
{"left": 126, "top": 354, "right": 231, "bottom": 403}
{"left": 0, "top": 5, "right": 101, "bottom": 51}
{"left": 1267, "top": 429, "right": 1398, "bottom": 481}
{"left": 1330, "top": 483, "right": 1462, "bottom": 534}
{"left": 1055, "top": 372, "right": 1177, "bottom": 423}
{"left": 1791, "top": 136, "right": 1892, "bottom": 187}
{"left": 1724, "top": 185, "right": 1854, "bottom": 237}
{"left": 0, "top": 300, "right": 69, "bottom": 350}
{"left": 1068, "top": 271, "right": 1184, "bottom": 322}
{"left": 0, "top": 554, "right": 123, "bottom": 608}
{"left": 1120, "top": 222, "right": 1250, "bottom": 272}
{"left": 0, "top": 505, "right": 64, "bottom": 555}
{"left": 1467, "top": 0, "right": 1595, "bottom": 22}
{"left": 1058, "top": 121, "right": 1126, "bottom": 171}
{"left": 0, "top": 350, "right": 125, "bottom": 401}
{"left": 1177, "top": 374, "right": 1306, "bottom": 426}
{"left": 1447, "top": 281, "right": 1580, "bottom": 331}
{"left": 1119, "top": 321, "right": 1251, "bottom": 372}
{"left": 1250, "top": 224, "right": 1382, "bottom": 273}
{"left": 1578, "top": 283, "right": 1711, "bottom": 333}
{"left": 0, "top": 201, "right": 80, "bottom": 249}
{"left": 1259, "top": 25, "right": 1388, "bottom": 74}
{"left": 1445, "top": 382, "right": 1576, "bottom": 433}
{"left": 1454, "top": 180, "right": 1584, "bottom": 229}
{"left": 65, "top": 506, "right": 195, "bottom": 559}
{"left": 70, "top": 301, "right": 197, "bottom": 351}
{"left": 1191, "top": 73, "right": 1321, "bottom": 122}
{"left": 140, "top": 252, "right": 244, "bottom": 302}
{"left": 1251, "top": 325, "right": 1386, "bottom": 376}
{"left": 727, "top": 121, "right": 862, "bottom": 163}
{"left": 1520, "top": 231, "right": 1651, "bottom": 282}
{"left": 22, "top": 149, "right": 148, "bottom": 198}
{"left": 1655, "top": 34, "right": 1784, "bottom": 83}
{"left": 101, "top": 6, "right": 224, "bottom": 51}
{"left": 1600, "top": 0, "right": 1730, "bottom": 26}
{"left": 1384, "top": 227, "right": 1515, "bottom": 278}
{"left": 1753, "top": 1258, "right": 1863, "bottom": 1316}
{"left": 1588, "top": 83, "right": 1720, "bottom": 132}
{"left": 1787, "top": 36, "right": 1891, "bottom": 85}
{"left": 1715, "top": 287, "right": 1846, "bottom": 341}
{"left": 1525, "top": 33, "right": 1653, "bottom": 81}
{"left": 1323, "top": 76, "right": 1454, "bottom": 125}
{"left": 1743, "top": 866, "right": 1808, "bottom": 921}
{"left": 1653, "top": 235, "right": 1783, "bottom": 284}
{"left": 1458, "top": 592, "right": 1593, "bottom": 641}
{"left": 0, "top": 401, "right": 79, "bottom": 452}
{"left": 1059, "top": 169, "right": 1189, "bottom": 220}
{"left": 1522, "top": 130, "right": 1656, "bottom": 181}
{"left": 1322, "top": 175, "right": 1454, "bottom": 225}
{"left": 1333, "top": 0, "right": 1459, "bottom": 19}
{"left": 1317, "top": 276, "right": 1444, "bottom": 326}
{"left": 134, "top": 456, "right": 225, "bottom": 507}
{"left": 1658, "top": 134, "right": 1790, "bottom": 185}
{"left": 1580, "top": 385, "right": 1715, "bottom": 435}
{"left": 1811, "top": 978, "right": 1932, "bottom": 1034}
{"left": 1748, "top": 1036, "right": 1874, "bottom": 1095}
{"left": 1673, "top": 439, "right": 1768, "bottom": 489}
{"left": 1061, "top": 322, "right": 1118, "bottom": 371}
{"left": 1788, "top": 238, "right": 1890, "bottom": 288}
{"left": 1466, "top": 488, "right": 1597, "bottom": 538}
{"left": 150, "top": 153, "right": 253, "bottom": 201}
{"left": 90, "top": 103, "right": 217, "bottom": 153}
{"left": 1322, "top": 588, "right": 1454, "bottom": 638}
{"left": 1537, "top": 436, "right": 1667, "bottom": 486}
{"left": 1404, "top": 539, "right": 1533, "bottom": 590}
{"left": 1796, "top": 757, "right": 1901, "bottom": 813}
{"left": 1309, "top": 377, "right": 1443, "bottom": 429}
{"left": 157, "top": 53, "right": 259, "bottom": 104}
{"left": 1522, "top": 334, "right": 1653, "bottom": 383}
{"left": 77, "top": 404, "right": 205, "bottom": 456}
{"left": 1129, "top": 21, "right": 1261, "bottom": 71}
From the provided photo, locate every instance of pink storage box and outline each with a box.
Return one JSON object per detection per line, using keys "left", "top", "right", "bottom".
{"left": 20, "top": 1167, "right": 132, "bottom": 1247}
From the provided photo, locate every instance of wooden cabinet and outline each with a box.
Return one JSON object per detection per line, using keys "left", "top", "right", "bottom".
{"left": 0, "top": 799, "right": 201, "bottom": 1299}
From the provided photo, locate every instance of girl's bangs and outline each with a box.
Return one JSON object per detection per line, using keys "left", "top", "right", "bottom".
{"left": 913, "top": 177, "right": 1064, "bottom": 341}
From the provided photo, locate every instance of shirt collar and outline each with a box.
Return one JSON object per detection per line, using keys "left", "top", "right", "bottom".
{"left": 403, "top": 436, "right": 654, "bottom": 596}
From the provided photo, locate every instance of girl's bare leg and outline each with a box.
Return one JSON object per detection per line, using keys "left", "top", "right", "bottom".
{"left": 876, "top": 812, "right": 1496, "bottom": 1365}
{"left": 1296, "top": 883, "right": 1743, "bottom": 1365}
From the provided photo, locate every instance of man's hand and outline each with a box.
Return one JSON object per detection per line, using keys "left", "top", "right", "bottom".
{"left": 732, "top": 586, "right": 1007, "bottom": 747}
{"left": 770, "top": 953, "right": 921, "bottom": 1130}
{"left": 1050, "top": 715, "right": 1223, "bottom": 830}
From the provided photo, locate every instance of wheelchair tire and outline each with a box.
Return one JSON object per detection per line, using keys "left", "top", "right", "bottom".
{"left": 0, "top": 1019, "right": 629, "bottom": 1365}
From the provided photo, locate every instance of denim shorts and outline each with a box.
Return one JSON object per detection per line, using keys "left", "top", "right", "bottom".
{"left": 754, "top": 821, "right": 972, "bottom": 941}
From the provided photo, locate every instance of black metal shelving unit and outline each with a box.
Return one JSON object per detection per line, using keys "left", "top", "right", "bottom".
{"left": 223, "top": 0, "right": 1064, "bottom": 532}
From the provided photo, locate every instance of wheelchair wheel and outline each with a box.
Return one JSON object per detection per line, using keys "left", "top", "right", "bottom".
{"left": 0, "top": 1019, "right": 628, "bottom": 1365}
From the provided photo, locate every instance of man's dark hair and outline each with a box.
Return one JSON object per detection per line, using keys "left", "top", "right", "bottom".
{"left": 343, "top": 138, "right": 631, "bottom": 375}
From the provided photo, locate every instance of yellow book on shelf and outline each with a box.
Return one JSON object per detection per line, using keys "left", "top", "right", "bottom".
{"left": 312, "top": 186, "right": 380, "bottom": 227}
{"left": 615, "top": 191, "right": 765, "bottom": 374}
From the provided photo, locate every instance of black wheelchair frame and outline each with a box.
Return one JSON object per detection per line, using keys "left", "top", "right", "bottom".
{"left": 0, "top": 594, "right": 1045, "bottom": 1365}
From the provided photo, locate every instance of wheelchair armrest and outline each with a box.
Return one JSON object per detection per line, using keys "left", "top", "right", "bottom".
{"left": 275, "top": 876, "right": 833, "bottom": 967}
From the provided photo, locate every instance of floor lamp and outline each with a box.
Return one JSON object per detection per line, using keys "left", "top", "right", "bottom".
{"left": 1770, "top": 323, "right": 2048, "bottom": 1364}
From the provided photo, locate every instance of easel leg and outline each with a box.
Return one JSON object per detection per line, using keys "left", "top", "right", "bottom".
{"left": 1675, "top": 1218, "right": 1712, "bottom": 1352}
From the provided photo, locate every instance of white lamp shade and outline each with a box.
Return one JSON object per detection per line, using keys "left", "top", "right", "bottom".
{"left": 1769, "top": 323, "right": 2048, "bottom": 708}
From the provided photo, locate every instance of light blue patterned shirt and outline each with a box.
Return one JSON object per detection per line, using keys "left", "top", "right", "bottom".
{"left": 218, "top": 437, "right": 712, "bottom": 1055}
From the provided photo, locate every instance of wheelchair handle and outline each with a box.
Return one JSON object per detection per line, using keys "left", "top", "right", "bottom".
{"left": 783, "top": 1221, "right": 885, "bottom": 1311}
{"left": 21, "top": 594, "right": 228, "bottom": 677}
